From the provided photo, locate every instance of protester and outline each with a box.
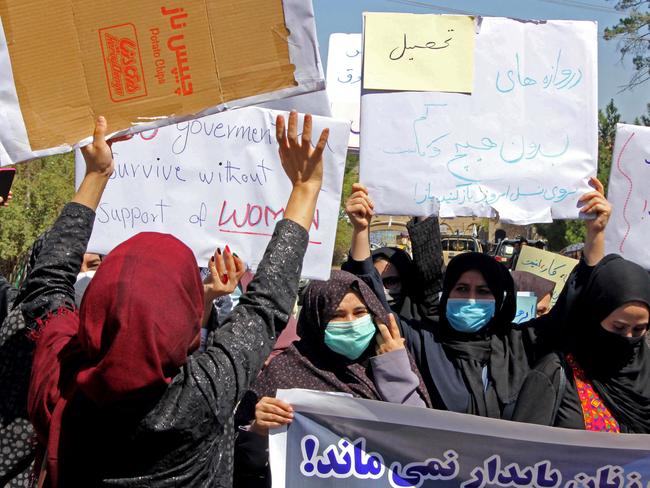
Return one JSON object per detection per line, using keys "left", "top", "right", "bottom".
{"left": 73, "top": 253, "right": 103, "bottom": 307}
{"left": 233, "top": 270, "right": 430, "bottom": 487}
{"left": 23, "top": 112, "right": 329, "bottom": 487}
{"left": 343, "top": 183, "right": 445, "bottom": 322}
{"left": 512, "top": 255, "right": 650, "bottom": 432}
{"left": 511, "top": 270, "right": 556, "bottom": 317}
{"left": 343, "top": 177, "right": 612, "bottom": 419}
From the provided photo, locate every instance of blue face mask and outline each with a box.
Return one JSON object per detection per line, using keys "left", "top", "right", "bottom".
{"left": 324, "top": 314, "right": 376, "bottom": 360}
{"left": 446, "top": 298, "right": 496, "bottom": 333}
{"left": 230, "top": 285, "right": 242, "bottom": 309}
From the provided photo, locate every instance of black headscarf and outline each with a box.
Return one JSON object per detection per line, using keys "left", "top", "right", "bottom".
{"left": 568, "top": 254, "right": 650, "bottom": 433}
{"left": 437, "top": 252, "right": 528, "bottom": 418}
{"left": 372, "top": 247, "right": 419, "bottom": 320}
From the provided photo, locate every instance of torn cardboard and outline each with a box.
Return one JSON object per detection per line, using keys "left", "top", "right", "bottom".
{"left": 0, "top": 0, "right": 324, "bottom": 164}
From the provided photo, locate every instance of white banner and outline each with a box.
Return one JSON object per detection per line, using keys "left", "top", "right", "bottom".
{"left": 605, "top": 123, "right": 650, "bottom": 270}
{"left": 360, "top": 17, "right": 598, "bottom": 224}
{"left": 326, "top": 33, "right": 362, "bottom": 150}
{"left": 75, "top": 107, "right": 350, "bottom": 280}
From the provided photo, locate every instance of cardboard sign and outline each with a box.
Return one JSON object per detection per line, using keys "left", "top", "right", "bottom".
{"left": 360, "top": 17, "right": 598, "bottom": 224}
{"left": 515, "top": 246, "right": 578, "bottom": 304}
{"left": 514, "top": 292, "right": 537, "bottom": 324}
{"left": 74, "top": 107, "right": 350, "bottom": 280}
{"left": 363, "top": 13, "right": 475, "bottom": 93}
{"left": 0, "top": 0, "right": 324, "bottom": 165}
{"left": 605, "top": 123, "right": 650, "bottom": 270}
{"left": 326, "top": 33, "right": 362, "bottom": 150}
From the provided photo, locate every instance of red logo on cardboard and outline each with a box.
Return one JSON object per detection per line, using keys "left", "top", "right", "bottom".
{"left": 99, "top": 24, "right": 147, "bottom": 102}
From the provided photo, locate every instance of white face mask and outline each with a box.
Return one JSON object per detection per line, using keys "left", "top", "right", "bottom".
{"left": 74, "top": 270, "right": 96, "bottom": 307}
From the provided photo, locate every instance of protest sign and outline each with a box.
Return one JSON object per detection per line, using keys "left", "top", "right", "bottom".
{"left": 360, "top": 17, "right": 598, "bottom": 224}
{"left": 326, "top": 33, "right": 362, "bottom": 150}
{"left": 270, "top": 389, "right": 650, "bottom": 488}
{"left": 0, "top": 0, "right": 324, "bottom": 165}
{"left": 605, "top": 123, "right": 650, "bottom": 270}
{"left": 363, "top": 13, "right": 475, "bottom": 93}
{"left": 515, "top": 246, "right": 578, "bottom": 305}
{"left": 514, "top": 292, "right": 537, "bottom": 324}
{"left": 74, "top": 107, "right": 350, "bottom": 280}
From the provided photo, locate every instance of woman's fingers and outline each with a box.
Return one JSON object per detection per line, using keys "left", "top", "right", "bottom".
{"left": 386, "top": 314, "right": 401, "bottom": 340}
{"left": 589, "top": 176, "right": 604, "bottom": 194}
{"left": 375, "top": 322, "right": 392, "bottom": 345}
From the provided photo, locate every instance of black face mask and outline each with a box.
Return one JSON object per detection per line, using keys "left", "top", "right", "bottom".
{"left": 577, "top": 326, "right": 644, "bottom": 378}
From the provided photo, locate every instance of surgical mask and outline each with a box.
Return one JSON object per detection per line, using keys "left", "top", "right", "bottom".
{"left": 74, "top": 270, "right": 96, "bottom": 307}
{"left": 446, "top": 298, "right": 496, "bottom": 333}
{"left": 324, "top": 314, "right": 376, "bottom": 360}
{"left": 230, "top": 285, "right": 242, "bottom": 309}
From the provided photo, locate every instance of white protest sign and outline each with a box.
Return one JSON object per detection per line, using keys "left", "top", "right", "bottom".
{"left": 326, "top": 33, "right": 362, "bottom": 150}
{"left": 605, "top": 123, "right": 650, "bottom": 270}
{"left": 360, "top": 17, "right": 598, "bottom": 224}
{"left": 74, "top": 108, "right": 350, "bottom": 280}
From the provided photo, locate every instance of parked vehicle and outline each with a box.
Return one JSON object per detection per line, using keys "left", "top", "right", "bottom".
{"left": 441, "top": 236, "right": 483, "bottom": 265}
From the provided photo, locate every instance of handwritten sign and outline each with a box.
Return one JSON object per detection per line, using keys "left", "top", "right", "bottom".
{"left": 514, "top": 292, "right": 538, "bottom": 324}
{"left": 360, "top": 17, "right": 597, "bottom": 224}
{"left": 515, "top": 246, "right": 578, "bottom": 305}
{"left": 326, "top": 33, "right": 362, "bottom": 150}
{"left": 363, "top": 13, "right": 475, "bottom": 93}
{"left": 74, "top": 108, "right": 350, "bottom": 280}
{"left": 605, "top": 123, "right": 650, "bottom": 270}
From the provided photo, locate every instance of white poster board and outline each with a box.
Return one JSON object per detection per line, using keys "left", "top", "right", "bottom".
{"left": 326, "top": 33, "right": 362, "bottom": 151}
{"left": 605, "top": 123, "right": 650, "bottom": 270}
{"left": 360, "top": 17, "right": 598, "bottom": 224}
{"left": 74, "top": 107, "right": 350, "bottom": 280}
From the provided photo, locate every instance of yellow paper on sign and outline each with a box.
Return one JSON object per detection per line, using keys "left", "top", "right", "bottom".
{"left": 363, "top": 13, "right": 475, "bottom": 93}
{"left": 514, "top": 246, "right": 578, "bottom": 306}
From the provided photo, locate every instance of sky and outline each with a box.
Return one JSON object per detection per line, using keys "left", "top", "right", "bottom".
{"left": 312, "top": 0, "right": 650, "bottom": 121}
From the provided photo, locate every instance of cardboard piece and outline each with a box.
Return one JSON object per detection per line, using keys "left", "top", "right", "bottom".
{"left": 326, "top": 33, "right": 362, "bottom": 150}
{"left": 0, "top": 0, "right": 324, "bottom": 165}
{"left": 605, "top": 123, "right": 650, "bottom": 270}
{"left": 74, "top": 107, "right": 350, "bottom": 281}
{"left": 363, "top": 13, "right": 475, "bottom": 93}
{"left": 515, "top": 246, "right": 578, "bottom": 305}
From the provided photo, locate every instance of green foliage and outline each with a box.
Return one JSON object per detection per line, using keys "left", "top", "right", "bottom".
{"left": 598, "top": 99, "right": 621, "bottom": 195}
{"left": 604, "top": 0, "right": 650, "bottom": 89}
{"left": 332, "top": 153, "right": 359, "bottom": 266}
{"left": 634, "top": 102, "right": 650, "bottom": 125}
{"left": 0, "top": 153, "right": 75, "bottom": 278}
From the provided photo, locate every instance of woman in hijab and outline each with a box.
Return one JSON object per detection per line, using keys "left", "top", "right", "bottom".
{"left": 233, "top": 270, "right": 429, "bottom": 487}
{"left": 24, "top": 112, "right": 329, "bottom": 487}
{"left": 511, "top": 271, "right": 556, "bottom": 317}
{"left": 342, "top": 179, "right": 612, "bottom": 419}
{"left": 513, "top": 255, "right": 650, "bottom": 433}
{"left": 370, "top": 247, "right": 419, "bottom": 318}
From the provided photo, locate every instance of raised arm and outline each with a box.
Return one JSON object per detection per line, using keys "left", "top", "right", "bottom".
{"left": 407, "top": 216, "right": 444, "bottom": 321}
{"left": 197, "top": 112, "right": 330, "bottom": 422}
{"left": 579, "top": 176, "right": 611, "bottom": 266}
{"left": 15, "top": 117, "right": 114, "bottom": 327}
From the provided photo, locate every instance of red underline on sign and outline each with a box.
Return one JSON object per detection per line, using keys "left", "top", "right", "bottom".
{"left": 219, "top": 228, "right": 322, "bottom": 245}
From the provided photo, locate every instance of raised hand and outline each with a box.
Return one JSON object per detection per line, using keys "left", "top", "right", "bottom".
{"left": 0, "top": 191, "right": 12, "bottom": 207}
{"left": 345, "top": 183, "right": 374, "bottom": 231}
{"left": 579, "top": 176, "right": 611, "bottom": 235}
{"left": 204, "top": 247, "right": 246, "bottom": 300}
{"left": 80, "top": 116, "right": 114, "bottom": 177}
{"left": 276, "top": 111, "right": 329, "bottom": 193}
{"left": 251, "top": 396, "right": 294, "bottom": 436}
{"left": 375, "top": 314, "right": 406, "bottom": 355}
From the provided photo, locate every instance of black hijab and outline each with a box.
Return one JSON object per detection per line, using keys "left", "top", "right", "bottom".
{"left": 372, "top": 247, "right": 419, "bottom": 320}
{"left": 568, "top": 254, "right": 650, "bottom": 433}
{"left": 437, "top": 252, "right": 528, "bottom": 418}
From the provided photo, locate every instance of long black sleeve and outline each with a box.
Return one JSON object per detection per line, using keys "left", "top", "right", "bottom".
{"left": 14, "top": 202, "right": 94, "bottom": 328}
{"left": 407, "top": 216, "right": 444, "bottom": 321}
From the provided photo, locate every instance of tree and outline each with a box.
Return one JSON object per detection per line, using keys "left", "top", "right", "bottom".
{"left": 0, "top": 153, "right": 75, "bottom": 279}
{"left": 634, "top": 102, "right": 650, "bottom": 125}
{"left": 604, "top": 0, "right": 650, "bottom": 89}
{"left": 331, "top": 153, "right": 359, "bottom": 266}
